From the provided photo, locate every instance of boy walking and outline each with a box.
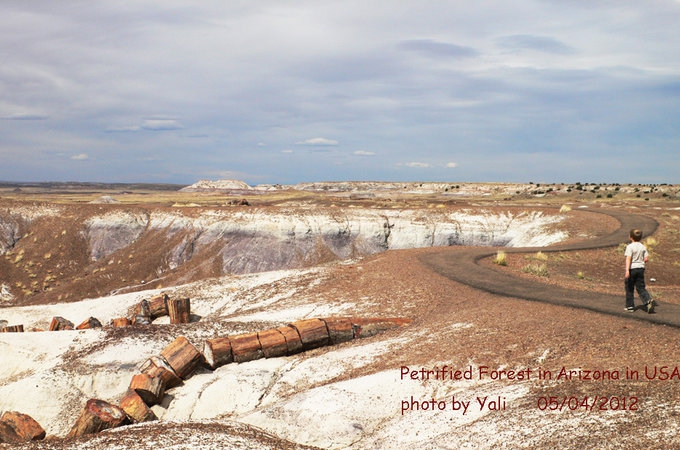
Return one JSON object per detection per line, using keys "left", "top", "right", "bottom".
{"left": 624, "top": 228, "right": 654, "bottom": 313}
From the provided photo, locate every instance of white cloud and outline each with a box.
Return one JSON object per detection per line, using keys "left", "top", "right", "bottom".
{"left": 446, "top": 162, "right": 458, "bottom": 168}
{"left": 400, "top": 162, "right": 431, "bottom": 168}
{"left": 0, "top": 113, "right": 49, "bottom": 120}
{"left": 70, "top": 153, "right": 90, "bottom": 161}
{"left": 353, "top": 150, "right": 375, "bottom": 156}
{"left": 296, "top": 137, "right": 339, "bottom": 146}
{"left": 281, "top": 149, "right": 294, "bottom": 154}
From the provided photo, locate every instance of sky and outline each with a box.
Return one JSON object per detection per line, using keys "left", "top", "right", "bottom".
{"left": 1, "top": 1, "right": 679, "bottom": 185}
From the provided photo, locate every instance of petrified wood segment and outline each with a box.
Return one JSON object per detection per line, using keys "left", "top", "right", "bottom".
{"left": 289, "top": 318, "right": 330, "bottom": 350}
{"left": 129, "top": 373, "right": 165, "bottom": 406}
{"left": 258, "top": 328, "right": 288, "bottom": 358}
{"left": 76, "top": 317, "right": 102, "bottom": 330}
{"left": 276, "top": 325, "right": 303, "bottom": 354}
{"left": 203, "top": 337, "right": 233, "bottom": 369}
{"left": 0, "top": 411, "right": 46, "bottom": 441}
{"left": 322, "top": 317, "right": 355, "bottom": 344}
{"left": 1, "top": 324, "right": 24, "bottom": 333}
{"left": 0, "top": 421, "right": 20, "bottom": 444}
{"left": 67, "top": 399, "right": 129, "bottom": 438}
{"left": 167, "top": 297, "right": 191, "bottom": 324}
{"left": 160, "top": 336, "right": 203, "bottom": 379}
{"left": 140, "top": 356, "right": 182, "bottom": 389}
{"left": 119, "top": 389, "right": 157, "bottom": 423}
{"left": 49, "top": 316, "right": 74, "bottom": 331}
{"left": 229, "top": 332, "right": 263, "bottom": 363}
{"left": 111, "top": 317, "right": 131, "bottom": 327}
{"left": 134, "top": 293, "right": 169, "bottom": 318}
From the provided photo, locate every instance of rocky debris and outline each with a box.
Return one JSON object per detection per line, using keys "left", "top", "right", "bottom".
{"left": 226, "top": 198, "right": 251, "bottom": 206}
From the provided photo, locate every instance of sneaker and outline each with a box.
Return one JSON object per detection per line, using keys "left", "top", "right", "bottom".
{"left": 625, "top": 307, "right": 635, "bottom": 313}
{"left": 647, "top": 300, "right": 655, "bottom": 314}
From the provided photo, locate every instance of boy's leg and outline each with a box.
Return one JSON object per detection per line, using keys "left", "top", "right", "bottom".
{"left": 633, "top": 269, "right": 653, "bottom": 312}
{"left": 625, "top": 276, "right": 635, "bottom": 310}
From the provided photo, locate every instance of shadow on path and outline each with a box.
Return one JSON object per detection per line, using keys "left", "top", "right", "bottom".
{"left": 419, "top": 210, "right": 680, "bottom": 328}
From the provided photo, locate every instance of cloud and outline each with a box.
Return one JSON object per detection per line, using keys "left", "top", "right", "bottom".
{"left": 141, "top": 119, "right": 184, "bottom": 131}
{"left": 400, "top": 162, "right": 432, "bottom": 168}
{"left": 399, "top": 39, "right": 479, "bottom": 59}
{"left": 496, "top": 34, "right": 574, "bottom": 55}
{"left": 353, "top": 150, "right": 375, "bottom": 156}
{"left": 281, "top": 149, "right": 294, "bottom": 154}
{"left": 296, "top": 137, "right": 339, "bottom": 146}
{"left": 70, "top": 153, "right": 90, "bottom": 161}
{"left": 1, "top": 113, "right": 49, "bottom": 120}
{"left": 446, "top": 162, "right": 458, "bottom": 168}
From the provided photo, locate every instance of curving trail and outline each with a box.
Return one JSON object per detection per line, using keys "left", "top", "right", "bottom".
{"left": 419, "top": 209, "right": 680, "bottom": 328}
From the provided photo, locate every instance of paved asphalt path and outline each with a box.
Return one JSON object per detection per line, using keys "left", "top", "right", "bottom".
{"left": 419, "top": 209, "right": 680, "bottom": 328}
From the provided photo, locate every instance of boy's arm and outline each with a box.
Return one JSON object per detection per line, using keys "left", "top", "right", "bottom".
{"left": 625, "top": 255, "right": 632, "bottom": 278}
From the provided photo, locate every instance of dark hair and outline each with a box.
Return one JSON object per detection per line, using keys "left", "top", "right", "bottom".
{"left": 630, "top": 229, "right": 643, "bottom": 242}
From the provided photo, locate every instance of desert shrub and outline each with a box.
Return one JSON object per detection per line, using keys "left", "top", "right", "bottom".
{"left": 533, "top": 251, "right": 548, "bottom": 261}
{"left": 576, "top": 271, "right": 585, "bottom": 279}
{"left": 523, "top": 263, "right": 549, "bottom": 277}
{"left": 493, "top": 250, "right": 507, "bottom": 266}
{"left": 559, "top": 204, "right": 572, "bottom": 213}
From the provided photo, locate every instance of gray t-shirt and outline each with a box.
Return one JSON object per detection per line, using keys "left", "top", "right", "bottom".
{"left": 625, "top": 241, "right": 648, "bottom": 269}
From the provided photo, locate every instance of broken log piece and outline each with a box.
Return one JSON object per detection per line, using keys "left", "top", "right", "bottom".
{"left": 230, "top": 332, "right": 263, "bottom": 363}
{"left": 160, "top": 336, "right": 203, "bottom": 379}
{"left": 276, "top": 325, "right": 303, "bottom": 354}
{"left": 111, "top": 317, "right": 131, "bottom": 327}
{"left": 0, "top": 411, "right": 46, "bottom": 441}
{"left": 321, "top": 317, "right": 355, "bottom": 344}
{"left": 140, "top": 356, "right": 182, "bottom": 389}
{"left": 203, "top": 337, "right": 233, "bottom": 369}
{"left": 0, "top": 320, "right": 7, "bottom": 329}
{"left": 49, "top": 316, "right": 74, "bottom": 331}
{"left": 76, "top": 317, "right": 102, "bottom": 330}
{"left": 119, "top": 389, "right": 157, "bottom": 423}
{"left": 0, "top": 421, "right": 21, "bottom": 444}
{"left": 134, "top": 293, "right": 168, "bottom": 318}
{"left": 167, "top": 297, "right": 191, "bottom": 324}
{"left": 1, "top": 324, "right": 24, "bottom": 333}
{"left": 132, "top": 314, "right": 152, "bottom": 325}
{"left": 258, "top": 328, "right": 288, "bottom": 358}
{"left": 351, "top": 317, "right": 412, "bottom": 338}
{"left": 129, "top": 373, "right": 165, "bottom": 406}
{"left": 66, "top": 399, "right": 129, "bottom": 438}
{"left": 289, "top": 318, "right": 330, "bottom": 350}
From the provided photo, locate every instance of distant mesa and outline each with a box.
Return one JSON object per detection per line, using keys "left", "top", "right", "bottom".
{"left": 180, "top": 179, "right": 252, "bottom": 193}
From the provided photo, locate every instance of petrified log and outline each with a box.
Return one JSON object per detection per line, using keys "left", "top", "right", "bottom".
{"left": 276, "top": 325, "right": 303, "bottom": 354}
{"left": 351, "top": 317, "right": 412, "bottom": 338}
{"left": 0, "top": 411, "right": 46, "bottom": 441}
{"left": 167, "top": 297, "right": 191, "bottom": 324}
{"left": 203, "top": 337, "right": 233, "bottom": 369}
{"left": 1, "top": 324, "right": 24, "bottom": 333}
{"left": 49, "top": 316, "right": 74, "bottom": 331}
{"left": 66, "top": 399, "right": 129, "bottom": 438}
{"left": 258, "top": 328, "right": 288, "bottom": 358}
{"left": 0, "top": 320, "right": 7, "bottom": 329}
{"left": 76, "top": 317, "right": 102, "bottom": 330}
{"left": 229, "top": 332, "right": 263, "bottom": 363}
{"left": 119, "top": 389, "right": 157, "bottom": 423}
{"left": 129, "top": 373, "right": 165, "bottom": 406}
{"left": 0, "top": 421, "right": 20, "bottom": 444}
{"left": 132, "top": 314, "right": 152, "bottom": 325}
{"left": 289, "top": 318, "right": 330, "bottom": 350}
{"left": 322, "top": 317, "right": 355, "bottom": 344}
{"left": 160, "top": 336, "right": 203, "bottom": 379}
{"left": 111, "top": 317, "right": 131, "bottom": 327}
{"left": 134, "top": 293, "right": 168, "bottom": 318}
{"left": 140, "top": 356, "right": 182, "bottom": 389}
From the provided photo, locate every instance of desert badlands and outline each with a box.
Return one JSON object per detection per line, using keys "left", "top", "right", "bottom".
{"left": 1, "top": 180, "right": 680, "bottom": 449}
